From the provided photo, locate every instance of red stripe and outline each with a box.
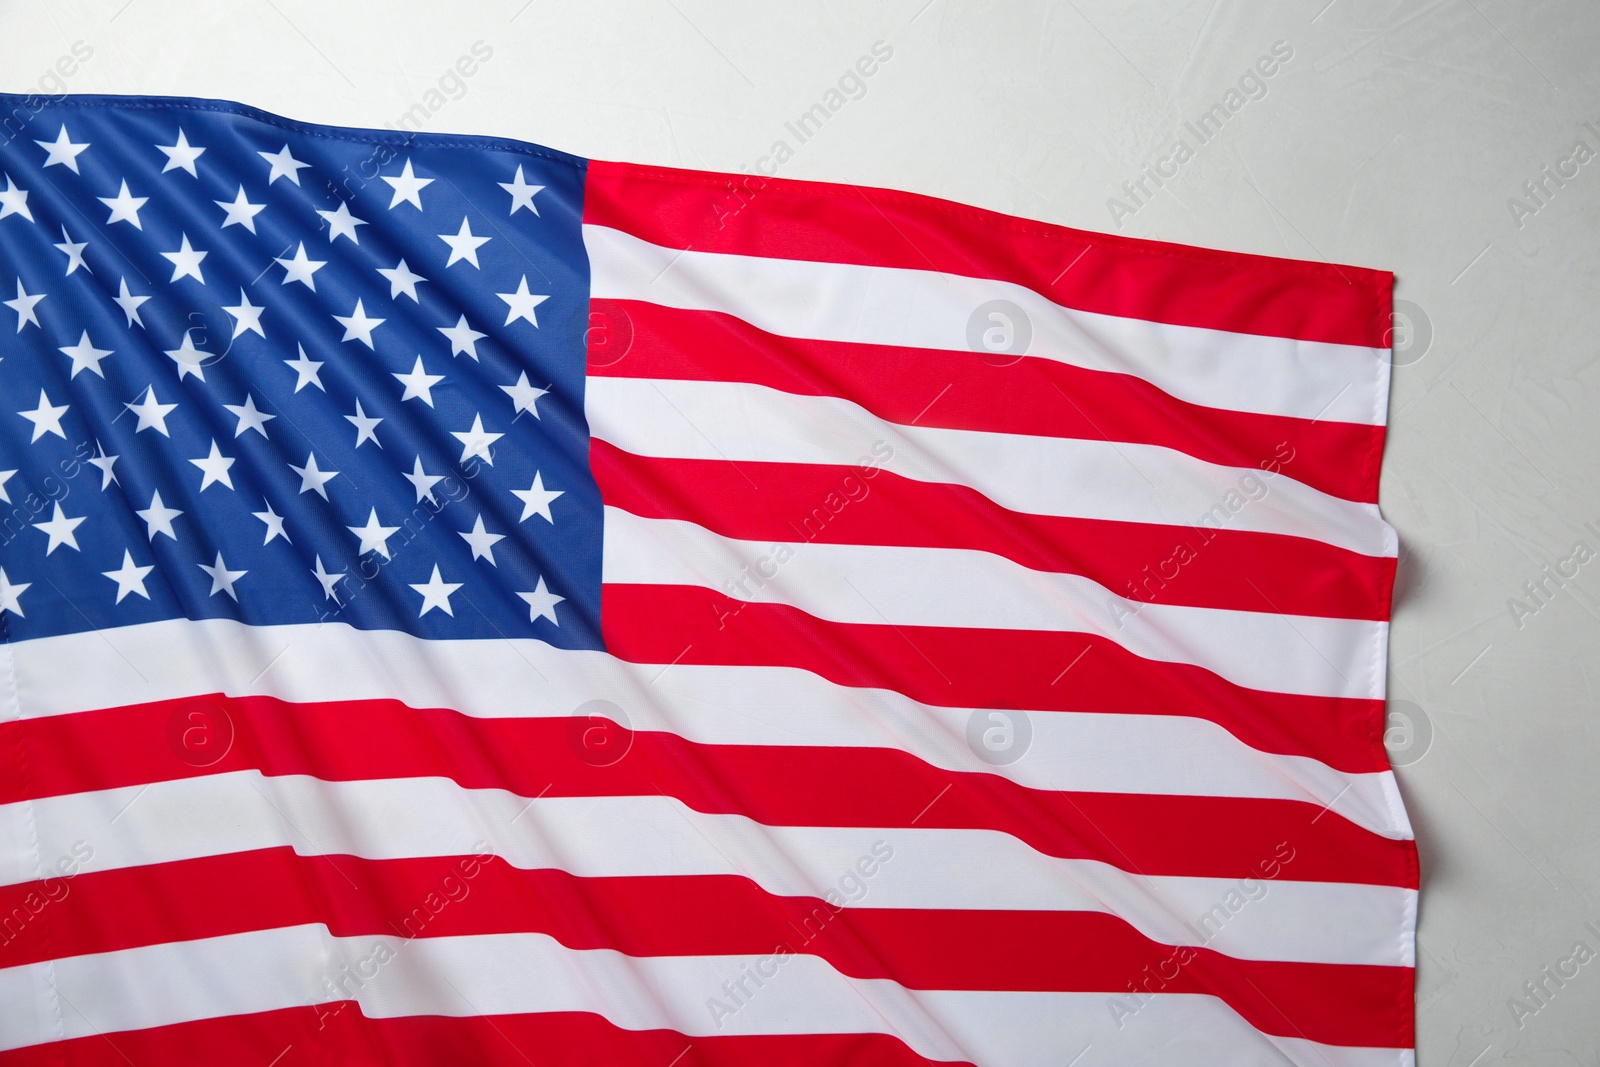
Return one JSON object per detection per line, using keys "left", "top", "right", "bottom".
{"left": 592, "top": 441, "right": 1393, "bottom": 621}
{"left": 0, "top": 850, "right": 1414, "bottom": 1048}
{"left": 583, "top": 159, "right": 1393, "bottom": 349}
{"left": 0, "top": 1006, "right": 967, "bottom": 1067}
{"left": 588, "top": 299, "right": 1384, "bottom": 504}
{"left": 1, "top": 694, "right": 1412, "bottom": 886}
{"left": 602, "top": 583, "right": 1392, "bottom": 774}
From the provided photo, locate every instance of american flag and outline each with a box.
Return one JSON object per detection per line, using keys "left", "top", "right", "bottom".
{"left": 0, "top": 93, "right": 1414, "bottom": 1065}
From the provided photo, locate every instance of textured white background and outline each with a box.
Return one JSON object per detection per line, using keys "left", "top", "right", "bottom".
{"left": 4, "top": 1, "right": 1598, "bottom": 1062}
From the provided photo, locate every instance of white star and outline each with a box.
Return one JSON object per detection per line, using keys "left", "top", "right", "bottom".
{"left": 253, "top": 501, "right": 291, "bottom": 545}
{"left": 161, "top": 233, "right": 207, "bottom": 283}
{"left": 5, "top": 279, "right": 44, "bottom": 331}
{"left": 334, "top": 299, "right": 384, "bottom": 348}
{"left": 312, "top": 555, "right": 344, "bottom": 602}
{"left": 54, "top": 227, "right": 90, "bottom": 275}
{"left": 438, "top": 315, "right": 486, "bottom": 360}
{"left": 348, "top": 508, "right": 400, "bottom": 559}
{"left": 517, "top": 577, "right": 564, "bottom": 625}
{"left": 87, "top": 444, "right": 118, "bottom": 489}
{"left": 501, "top": 372, "right": 549, "bottom": 418}
{"left": 275, "top": 242, "right": 326, "bottom": 289}
{"left": 198, "top": 552, "right": 247, "bottom": 601}
{"left": 18, "top": 390, "right": 68, "bottom": 442}
{"left": 215, "top": 186, "right": 266, "bottom": 232}
{"left": 224, "top": 394, "right": 275, "bottom": 437}
{"left": 410, "top": 565, "right": 462, "bottom": 617}
{"left": 98, "top": 180, "right": 148, "bottom": 228}
{"left": 0, "top": 468, "right": 27, "bottom": 507}
{"left": 259, "top": 143, "right": 310, "bottom": 185}
{"left": 317, "top": 200, "right": 367, "bottom": 243}
{"left": 136, "top": 489, "right": 183, "bottom": 540}
{"left": 113, "top": 278, "right": 149, "bottom": 328}
{"left": 125, "top": 386, "right": 178, "bottom": 436}
{"left": 0, "top": 175, "right": 34, "bottom": 222}
{"left": 345, "top": 399, "right": 382, "bottom": 448}
{"left": 394, "top": 356, "right": 444, "bottom": 406}
{"left": 451, "top": 414, "right": 503, "bottom": 466}
{"left": 223, "top": 289, "right": 266, "bottom": 339}
{"left": 402, "top": 456, "right": 445, "bottom": 504}
{"left": 36, "top": 126, "right": 89, "bottom": 172}
{"left": 378, "top": 258, "right": 426, "bottom": 302}
{"left": 157, "top": 129, "right": 206, "bottom": 176}
{"left": 289, "top": 453, "right": 339, "bottom": 498}
{"left": 0, "top": 568, "right": 29, "bottom": 617}
{"left": 57, "top": 331, "right": 112, "bottom": 379}
{"left": 33, "top": 502, "right": 85, "bottom": 555}
{"left": 497, "top": 276, "right": 549, "bottom": 327}
{"left": 438, "top": 217, "right": 490, "bottom": 268}
{"left": 458, "top": 514, "right": 505, "bottom": 565}
{"left": 381, "top": 159, "right": 433, "bottom": 209}
{"left": 499, "top": 165, "right": 545, "bottom": 216}
{"left": 162, "top": 332, "right": 210, "bottom": 381}
{"left": 512, "top": 472, "right": 563, "bottom": 523}
{"left": 189, "top": 439, "right": 236, "bottom": 491}
{"left": 102, "top": 550, "right": 154, "bottom": 604}
{"left": 284, "top": 344, "right": 325, "bottom": 393}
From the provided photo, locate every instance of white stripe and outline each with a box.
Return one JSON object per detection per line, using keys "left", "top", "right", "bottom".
{"left": 0, "top": 771, "right": 1414, "bottom": 967}
{"left": 604, "top": 508, "right": 1383, "bottom": 700}
{"left": 11, "top": 619, "right": 1409, "bottom": 837}
{"left": 0, "top": 926, "right": 1411, "bottom": 1066}
{"left": 587, "top": 376, "right": 1397, "bottom": 558}
{"left": 584, "top": 223, "right": 1388, "bottom": 426}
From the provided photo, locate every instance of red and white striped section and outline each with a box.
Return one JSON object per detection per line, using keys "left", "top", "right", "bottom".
{"left": 581, "top": 163, "right": 1411, "bottom": 1063}
{"left": 0, "top": 163, "right": 1411, "bottom": 1065}
{"left": 2, "top": 617, "right": 1414, "bottom": 1062}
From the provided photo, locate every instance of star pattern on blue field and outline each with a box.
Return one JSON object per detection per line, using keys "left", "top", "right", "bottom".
{"left": 0, "top": 103, "right": 601, "bottom": 647}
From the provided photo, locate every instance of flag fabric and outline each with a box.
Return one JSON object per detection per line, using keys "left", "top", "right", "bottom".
{"left": 0, "top": 93, "right": 1414, "bottom": 1066}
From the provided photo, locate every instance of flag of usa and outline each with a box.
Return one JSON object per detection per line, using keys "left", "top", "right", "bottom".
{"left": 0, "top": 93, "right": 1414, "bottom": 1066}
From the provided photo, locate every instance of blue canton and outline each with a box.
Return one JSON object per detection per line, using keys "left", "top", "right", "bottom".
{"left": 0, "top": 94, "right": 602, "bottom": 648}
